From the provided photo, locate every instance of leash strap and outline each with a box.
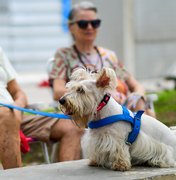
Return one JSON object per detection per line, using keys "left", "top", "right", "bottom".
{"left": 0, "top": 102, "right": 70, "bottom": 119}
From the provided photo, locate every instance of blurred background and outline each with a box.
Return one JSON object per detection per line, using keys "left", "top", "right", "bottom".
{"left": 0, "top": 0, "right": 176, "bottom": 79}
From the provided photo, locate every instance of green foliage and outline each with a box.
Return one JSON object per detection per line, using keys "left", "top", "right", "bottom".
{"left": 154, "top": 90, "right": 176, "bottom": 126}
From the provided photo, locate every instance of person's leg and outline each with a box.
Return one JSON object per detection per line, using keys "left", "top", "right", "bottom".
{"left": 0, "top": 107, "right": 22, "bottom": 169}
{"left": 21, "top": 115, "right": 83, "bottom": 162}
{"left": 50, "top": 119, "right": 83, "bottom": 161}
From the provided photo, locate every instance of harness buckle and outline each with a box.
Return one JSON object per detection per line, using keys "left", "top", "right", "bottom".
{"left": 125, "top": 139, "right": 132, "bottom": 146}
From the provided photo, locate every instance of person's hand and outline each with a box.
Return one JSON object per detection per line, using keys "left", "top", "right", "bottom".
{"left": 0, "top": 106, "right": 11, "bottom": 118}
{"left": 13, "top": 109, "right": 23, "bottom": 124}
{"left": 12, "top": 103, "right": 23, "bottom": 124}
{"left": 0, "top": 106, "right": 22, "bottom": 125}
{"left": 111, "top": 91, "right": 127, "bottom": 104}
{"left": 126, "top": 93, "right": 145, "bottom": 111}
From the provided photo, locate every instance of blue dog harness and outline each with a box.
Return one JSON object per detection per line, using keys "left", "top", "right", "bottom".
{"left": 88, "top": 105, "right": 144, "bottom": 145}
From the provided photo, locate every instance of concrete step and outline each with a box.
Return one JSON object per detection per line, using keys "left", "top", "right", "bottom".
{"left": 0, "top": 0, "right": 70, "bottom": 72}
{"left": 9, "top": 0, "right": 61, "bottom": 13}
{"left": 0, "top": 26, "right": 63, "bottom": 37}
{"left": 1, "top": 160, "right": 176, "bottom": 180}
{"left": 1, "top": 35, "right": 70, "bottom": 50}
{"left": 9, "top": 0, "right": 62, "bottom": 25}
{"left": 10, "top": 13, "right": 60, "bottom": 26}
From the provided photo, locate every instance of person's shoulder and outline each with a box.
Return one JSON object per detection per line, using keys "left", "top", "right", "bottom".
{"left": 54, "top": 47, "right": 75, "bottom": 59}
{"left": 55, "top": 47, "right": 74, "bottom": 55}
{"left": 97, "top": 46, "right": 118, "bottom": 62}
{"left": 97, "top": 46, "right": 116, "bottom": 55}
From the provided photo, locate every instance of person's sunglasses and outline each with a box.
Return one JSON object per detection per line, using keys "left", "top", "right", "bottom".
{"left": 70, "top": 19, "right": 101, "bottom": 29}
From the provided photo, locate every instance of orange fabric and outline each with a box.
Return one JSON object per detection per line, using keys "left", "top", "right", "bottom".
{"left": 116, "top": 79, "right": 128, "bottom": 95}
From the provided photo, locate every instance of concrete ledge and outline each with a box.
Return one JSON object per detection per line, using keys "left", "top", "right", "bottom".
{"left": 1, "top": 159, "right": 176, "bottom": 180}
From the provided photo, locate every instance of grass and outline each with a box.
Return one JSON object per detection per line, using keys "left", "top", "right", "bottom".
{"left": 154, "top": 89, "right": 176, "bottom": 126}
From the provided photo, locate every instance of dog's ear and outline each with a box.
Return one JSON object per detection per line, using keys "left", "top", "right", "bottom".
{"left": 96, "top": 68, "right": 117, "bottom": 90}
{"left": 96, "top": 68, "right": 110, "bottom": 88}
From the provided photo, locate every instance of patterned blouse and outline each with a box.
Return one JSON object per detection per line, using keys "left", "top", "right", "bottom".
{"left": 50, "top": 46, "right": 129, "bottom": 80}
{"left": 49, "top": 45, "right": 146, "bottom": 108}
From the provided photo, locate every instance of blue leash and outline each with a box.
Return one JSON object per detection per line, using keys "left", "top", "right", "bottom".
{"left": 0, "top": 102, "right": 70, "bottom": 119}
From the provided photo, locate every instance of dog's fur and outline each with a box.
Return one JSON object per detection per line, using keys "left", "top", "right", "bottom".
{"left": 59, "top": 67, "right": 176, "bottom": 171}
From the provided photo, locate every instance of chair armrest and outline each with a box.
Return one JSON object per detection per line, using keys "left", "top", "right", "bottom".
{"left": 146, "top": 93, "right": 158, "bottom": 112}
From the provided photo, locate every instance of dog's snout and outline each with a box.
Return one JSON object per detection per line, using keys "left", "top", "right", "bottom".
{"left": 59, "top": 97, "right": 66, "bottom": 105}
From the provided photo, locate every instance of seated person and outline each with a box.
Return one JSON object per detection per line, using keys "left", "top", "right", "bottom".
{"left": 0, "top": 47, "right": 83, "bottom": 169}
{"left": 49, "top": 1, "right": 155, "bottom": 117}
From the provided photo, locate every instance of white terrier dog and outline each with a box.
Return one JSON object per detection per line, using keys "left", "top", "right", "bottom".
{"left": 59, "top": 67, "right": 176, "bottom": 171}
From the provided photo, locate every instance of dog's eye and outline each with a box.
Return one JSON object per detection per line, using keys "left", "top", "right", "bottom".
{"left": 77, "top": 87, "right": 85, "bottom": 93}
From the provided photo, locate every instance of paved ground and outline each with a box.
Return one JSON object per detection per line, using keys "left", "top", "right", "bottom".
{"left": 1, "top": 160, "right": 176, "bottom": 180}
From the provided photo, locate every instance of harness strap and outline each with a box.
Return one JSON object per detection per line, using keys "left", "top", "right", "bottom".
{"left": 126, "top": 110, "right": 144, "bottom": 145}
{"left": 0, "top": 102, "right": 70, "bottom": 119}
{"left": 88, "top": 106, "right": 134, "bottom": 128}
{"left": 88, "top": 105, "right": 144, "bottom": 145}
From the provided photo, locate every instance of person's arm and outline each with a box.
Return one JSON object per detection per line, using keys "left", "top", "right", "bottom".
{"left": 6, "top": 79, "right": 28, "bottom": 123}
{"left": 124, "top": 74, "right": 148, "bottom": 111}
{"left": 125, "top": 75, "right": 145, "bottom": 96}
{"left": 53, "top": 78, "right": 68, "bottom": 101}
{"left": 7, "top": 79, "right": 28, "bottom": 107}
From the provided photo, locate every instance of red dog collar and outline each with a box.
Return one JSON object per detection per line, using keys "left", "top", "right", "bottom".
{"left": 97, "top": 93, "right": 111, "bottom": 111}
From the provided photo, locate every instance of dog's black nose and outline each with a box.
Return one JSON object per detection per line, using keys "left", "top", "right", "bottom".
{"left": 59, "top": 97, "right": 66, "bottom": 105}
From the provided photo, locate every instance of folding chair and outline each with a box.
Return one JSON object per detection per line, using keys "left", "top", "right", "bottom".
{"left": 22, "top": 105, "right": 51, "bottom": 164}
{"left": 146, "top": 93, "right": 158, "bottom": 112}
{"left": 28, "top": 138, "right": 50, "bottom": 164}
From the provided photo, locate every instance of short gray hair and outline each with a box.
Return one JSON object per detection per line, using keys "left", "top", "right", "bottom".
{"left": 68, "top": 1, "right": 98, "bottom": 21}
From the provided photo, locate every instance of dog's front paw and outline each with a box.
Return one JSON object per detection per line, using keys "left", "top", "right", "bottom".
{"left": 89, "top": 160, "right": 98, "bottom": 167}
{"left": 111, "top": 160, "right": 131, "bottom": 171}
